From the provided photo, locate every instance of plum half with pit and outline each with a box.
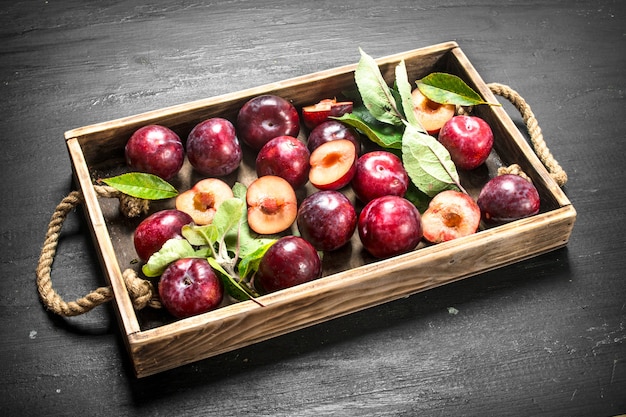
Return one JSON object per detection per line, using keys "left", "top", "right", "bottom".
{"left": 186, "top": 117, "right": 243, "bottom": 177}
{"left": 421, "top": 190, "right": 481, "bottom": 243}
{"left": 175, "top": 178, "right": 234, "bottom": 225}
{"left": 358, "top": 195, "right": 422, "bottom": 259}
{"left": 125, "top": 124, "right": 184, "bottom": 180}
{"left": 158, "top": 257, "right": 224, "bottom": 319}
{"left": 411, "top": 88, "right": 455, "bottom": 136}
{"left": 246, "top": 175, "right": 298, "bottom": 235}
{"left": 309, "top": 139, "right": 358, "bottom": 191}
{"left": 297, "top": 190, "right": 357, "bottom": 251}
{"left": 477, "top": 174, "right": 540, "bottom": 225}
{"left": 254, "top": 236, "right": 322, "bottom": 294}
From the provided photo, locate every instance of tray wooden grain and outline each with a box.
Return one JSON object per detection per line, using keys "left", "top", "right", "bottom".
{"left": 64, "top": 41, "right": 576, "bottom": 377}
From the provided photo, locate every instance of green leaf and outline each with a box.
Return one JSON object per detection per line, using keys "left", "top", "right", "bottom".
{"left": 354, "top": 48, "right": 403, "bottom": 126}
{"left": 212, "top": 198, "right": 245, "bottom": 238}
{"left": 401, "top": 124, "right": 461, "bottom": 197}
{"left": 236, "top": 231, "right": 277, "bottom": 264}
{"left": 417, "top": 72, "right": 493, "bottom": 106}
{"left": 182, "top": 223, "right": 219, "bottom": 247}
{"left": 334, "top": 108, "right": 403, "bottom": 149}
{"left": 232, "top": 182, "right": 247, "bottom": 201}
{"left": 101, "top": 172, "right": 178, "bottom": 200}
{"left": 181, "top": 197, "right": 245, "bottom": 247}
{"left": 141, "top": 238, "right": 196, "bottom": 277}
{"left": 395, "top": 59, "right": 425, "bottom": 133}
{"left": 207, "top": 257, "right": 261, "bottom": 303}
{"left": 237, "top": 240, "right": 276, "bottom": 280}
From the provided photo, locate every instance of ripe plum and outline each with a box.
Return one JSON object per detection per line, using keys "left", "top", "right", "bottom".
{"left": 256, "top": 135, "right": 310, "bottom": 189}
{"left": 438, "top": 115, "right": 493, "bottom": 170}
{"left": 307, "top": 120, "right": 361, "bottom": 154}
{"left": 297, "top": 190, "right": 357, "bottom": 251}
{"left": 236, "top": 95, "right": 300, "bottom": 150}
{"left": 351, "top": 151, "right": 409, "bottom": 203}
{"left": 255, "top": 236, "right": 322, "bottom": 293}
{"left": 125, "top": 124, "right": 184, "bottom": 180}
{"left": 186, "top": 117, "right": 242, "bottom": 177}
{"left": 477, "top": 174, "right": 540, "bottom": 224}
{"left": 133, "top": 209, "right": 193, "bottom": 262}
{"left": 358, "top": 195, "right": 422, "bottom": 258}
{"left": 158, "top": 258, "right": 224, "bottom": 318}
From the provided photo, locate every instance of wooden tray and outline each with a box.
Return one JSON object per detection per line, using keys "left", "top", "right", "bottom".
{"left": 64, "top": 41, "right": 576, "bottom": 377}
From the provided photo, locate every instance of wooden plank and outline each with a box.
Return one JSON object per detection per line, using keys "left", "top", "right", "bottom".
{"left": 66, "top": 138, "right": 141, "bottom": 336}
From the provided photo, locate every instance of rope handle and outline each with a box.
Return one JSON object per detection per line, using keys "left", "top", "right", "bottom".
{"left": 487, "top": 83, "right": 568, "bottom": 187}
{"left": 36, "top": 186, "right": 161, "bottom": 317}
{"left": 36, "top": 83, "right": 568, "bottom": 317}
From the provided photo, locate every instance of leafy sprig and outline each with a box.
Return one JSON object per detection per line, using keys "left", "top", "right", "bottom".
{"left": 142, "top": 182, "right": 276, "bottom": 305}
{"left": 354, "top": 48, "right": 404, "bottom": 126}
{"left": 338, "top": 49, "right": 497, "bottom": 197}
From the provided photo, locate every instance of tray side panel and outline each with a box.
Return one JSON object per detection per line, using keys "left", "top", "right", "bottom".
{"left": 66, "top": 138, "right": 141, "bottom": 335}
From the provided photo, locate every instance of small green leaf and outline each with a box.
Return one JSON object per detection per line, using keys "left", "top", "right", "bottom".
{"left": 237, "top": 231, "right": 277, "bottom": 265}
{"left": 232, "top": 182, "right": 248, "bottom": 201}
{"left": 401, "top": 124, "right": 461, "bottom": 197}
{"left": 395, "top": 59, "right": 425, "bottom": 133}
{"left": 417, "top": 72, "right": 494, "bottom": 106}
{"left": 334, "top": 108, "right": 403, "bottom": 149}
{"left": 141, "top": 238, "right": 196, "bottom": 277}
{"left": 101, "top": 172, "right": 178, "bottom": 200}
{"left": 182, "top": 223, "right": 219, "bottom": 247}
{"left": 212, "top": 198, "right": 245, "bottom": 238}
{"left": 354, "top": 48, "right": 404, "bottom": 126}
{"left": 237, "top": 240, "right": 276, "bottom": 280}
{"left": 207, "top": 257, "right": 261, "bottom": 303}
{"left": 181, "top": 197, "right": 245, "bottom": 247}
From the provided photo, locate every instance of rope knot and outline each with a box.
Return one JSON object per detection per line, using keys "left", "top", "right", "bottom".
{"left": 122, "top": 269, "right": 162, "bottom": 310}
{"left": 118, "top": 193, "right": 150, "bottom": 218}
{"left": 497, "top": 163, "right": 532, "bottom": 183}
{"left": 94, "top": 185, "right": 150, "bottom": 217}
{"left": 487, "top": 82, "right": 567, "bottom": 187}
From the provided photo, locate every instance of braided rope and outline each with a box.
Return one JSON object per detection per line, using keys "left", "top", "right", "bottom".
{"left": 487, "top": 83, "right": 568, "bottom": 187}
{"left": 36, "top": 186, "right": 158, "bottom": 316}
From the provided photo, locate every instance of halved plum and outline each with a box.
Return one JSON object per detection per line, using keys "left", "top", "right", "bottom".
{"left": 302, "top": 98, "right": 353, "bottom": 130}
{"left": 309, "top": 139, "right": 357, "bottom": 191}
{"left": 175, "top": 178, "right": 234, "bottom": 225}
{"left": 246, "top": 175, "right": 298, "bottom": 235}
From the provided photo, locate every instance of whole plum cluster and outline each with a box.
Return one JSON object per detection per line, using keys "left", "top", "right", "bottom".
{"left": 126, "top": 86, "right": 540, "bottom": 319}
